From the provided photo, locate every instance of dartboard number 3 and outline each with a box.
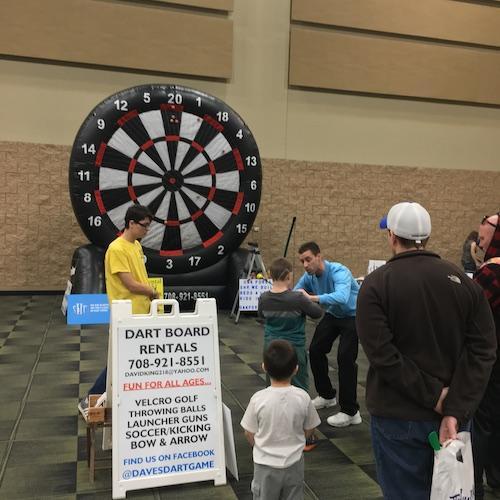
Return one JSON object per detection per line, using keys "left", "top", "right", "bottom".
{"left": 166, "top": 259, "right": 173, "bottom": 270}
{"left": 188, "top": 256, "right": 201, "bottom": 267}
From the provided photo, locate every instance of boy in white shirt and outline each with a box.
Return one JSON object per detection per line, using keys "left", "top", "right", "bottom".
{"left": 241, "top": 339, "right": 321, "bottom": 500}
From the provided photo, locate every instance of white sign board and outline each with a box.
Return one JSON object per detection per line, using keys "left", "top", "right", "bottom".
{"left": 238, "top": 279, "right": 272, "bottom": 311}
{"left": 367, "top": 259, "right": 386, "bottom": 275}
{"left": 111, "top": 299, "right": 226, "bottom": 499}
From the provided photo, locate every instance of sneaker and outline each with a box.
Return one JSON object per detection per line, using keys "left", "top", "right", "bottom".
{"left": 78, "top": 397, "right": 89, "bottom": 420}
{"left": 312, "top": 396, "right": 337, "bottom": 409}
{"left": 327, "top": 411, "right": 362, "bottom": 428}
{"left": 304, "top": 434, "right": 318, "bottom": 452}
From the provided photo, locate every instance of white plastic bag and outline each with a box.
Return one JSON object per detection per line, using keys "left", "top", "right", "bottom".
{"left": 430, "top": 431, "right": 475, "bottom": 500}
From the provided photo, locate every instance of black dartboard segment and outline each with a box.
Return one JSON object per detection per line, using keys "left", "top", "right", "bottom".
{"left": 69, "top": 85, "right": 262, "bottom": 274}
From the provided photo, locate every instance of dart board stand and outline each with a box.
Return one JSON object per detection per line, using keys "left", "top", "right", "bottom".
{"left": 230, "top": 242, "right": 268, "bottom": 323}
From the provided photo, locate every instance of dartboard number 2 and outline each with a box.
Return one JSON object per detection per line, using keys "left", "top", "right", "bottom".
{"left": 188, "top": 256, "right": 201, "bottom": 267}
{"left": 217, "top": 245, "right": 224, "bottom": 255}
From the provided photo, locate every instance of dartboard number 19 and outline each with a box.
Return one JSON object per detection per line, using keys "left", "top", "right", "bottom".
{"left": 69, "top": 85, "right": 262, "bottom": 274}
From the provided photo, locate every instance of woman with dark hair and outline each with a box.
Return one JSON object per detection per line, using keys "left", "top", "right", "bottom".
{"left": 461, "top": 230, "right": 480, "bottom": 273}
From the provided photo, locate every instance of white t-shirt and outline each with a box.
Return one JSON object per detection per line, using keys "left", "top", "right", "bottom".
{"left": 240, "top": 385, "right": 321, "bottom": 468}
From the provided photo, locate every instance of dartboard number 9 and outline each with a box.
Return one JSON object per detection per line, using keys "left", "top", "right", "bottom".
{"left": 69, "top": 85, "right": 262, "bottom": 274}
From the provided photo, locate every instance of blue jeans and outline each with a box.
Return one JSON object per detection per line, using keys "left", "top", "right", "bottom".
{"left": 88, "top": 367, "right": 107, "bottom": 395}
{"left": 370, "top": 416, "right": 470, "bottom": 500}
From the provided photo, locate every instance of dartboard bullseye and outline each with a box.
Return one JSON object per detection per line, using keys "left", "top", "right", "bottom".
{"left": 69, "top": 85, "right": 262, "bottom": 274}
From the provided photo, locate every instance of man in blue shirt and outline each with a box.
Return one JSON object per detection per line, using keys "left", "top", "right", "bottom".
{"left": 295, "top": 241, "right": 361, "bottom": 427}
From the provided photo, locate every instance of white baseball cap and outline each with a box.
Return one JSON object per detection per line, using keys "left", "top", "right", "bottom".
{"left": 380, "top": 202, "right": 431, "bottom": 243}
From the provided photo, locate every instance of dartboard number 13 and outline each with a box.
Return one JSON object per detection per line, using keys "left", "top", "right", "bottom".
{"left": 69, "top": 85, "right": 262, "bottom": 274}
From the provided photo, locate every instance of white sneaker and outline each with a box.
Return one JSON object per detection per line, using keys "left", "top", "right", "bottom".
{"left": 327, "top": 411, "right": 362, "bottom": 428}
{"left": 312, "top": 396, "right": 337, "bottom": 409}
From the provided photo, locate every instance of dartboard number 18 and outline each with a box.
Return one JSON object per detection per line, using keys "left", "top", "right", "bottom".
{"left": 69, "top": 85, "right": 262, "bottom": 274}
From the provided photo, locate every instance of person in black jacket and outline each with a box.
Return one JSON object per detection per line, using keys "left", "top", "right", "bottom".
{"left": 356, "top": 201, "right": 497, "bottom": 500}
{"left": 473, "top": 212, "right": 500, "bottom": 499}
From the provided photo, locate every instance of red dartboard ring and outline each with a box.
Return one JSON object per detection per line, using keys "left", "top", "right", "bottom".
{"left": 69, "top": 84, "right": 262, "bottom": 274}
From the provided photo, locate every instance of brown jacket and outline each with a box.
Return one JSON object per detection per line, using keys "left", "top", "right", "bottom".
{"left": 357, "top": 250, "right": 497, "bottom": 423}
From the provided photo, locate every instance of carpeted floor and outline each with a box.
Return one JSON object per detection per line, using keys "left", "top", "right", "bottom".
{"left": 0, "top": 295, "right": 495, "bottom": 499}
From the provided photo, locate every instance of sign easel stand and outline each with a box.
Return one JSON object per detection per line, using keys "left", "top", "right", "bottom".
{"left": 230, "top": 242, "right": 267, "bottom": 324}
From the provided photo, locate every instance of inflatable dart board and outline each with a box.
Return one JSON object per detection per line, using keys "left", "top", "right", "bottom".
{"left": 69, "top": 84, "right": 262, "bottom": 281}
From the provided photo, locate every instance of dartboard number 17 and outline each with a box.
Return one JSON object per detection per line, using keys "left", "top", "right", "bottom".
{"left": 69, "top": 85, "right": 262, "bottom": 274}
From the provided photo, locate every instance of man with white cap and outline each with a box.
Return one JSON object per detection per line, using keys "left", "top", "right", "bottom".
{"left": 356, "top": 201, "right": 497, "bottom": 499}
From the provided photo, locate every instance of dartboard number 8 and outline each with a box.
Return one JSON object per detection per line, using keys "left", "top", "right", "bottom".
{"left": 69, "top": 85, "right": 262, "bottom": 274}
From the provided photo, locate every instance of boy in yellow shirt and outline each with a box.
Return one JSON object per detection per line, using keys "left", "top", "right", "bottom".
{"left": 78, "top": 204, "right": 157, "bottom": 418}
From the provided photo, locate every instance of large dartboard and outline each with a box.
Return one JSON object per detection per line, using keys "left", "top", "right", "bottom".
{"left": 69, "top": 84, "right": 262, "bottom": 274}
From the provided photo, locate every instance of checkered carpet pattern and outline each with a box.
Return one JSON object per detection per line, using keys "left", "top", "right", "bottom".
{"left": 6, "top": 294, "right": 487, "bottom": 499}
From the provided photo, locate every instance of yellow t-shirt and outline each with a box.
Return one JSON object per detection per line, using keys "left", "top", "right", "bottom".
{"left": 104, "top": 237, "right": 150, "bottom": 314}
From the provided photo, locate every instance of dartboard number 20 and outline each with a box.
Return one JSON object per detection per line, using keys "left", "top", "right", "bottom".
{"left": 69, "top": 85, "right": 262, "bottom": 274}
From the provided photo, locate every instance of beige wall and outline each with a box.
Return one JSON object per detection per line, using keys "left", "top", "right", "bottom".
{"left": 1, "top": 0, "right": 499, "bottom": 171}
{"left": 1, "top": 141, "right": 499, "bottom": 290}
{"left": 0, "top": 0, "right": 499, "bottom": 290}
